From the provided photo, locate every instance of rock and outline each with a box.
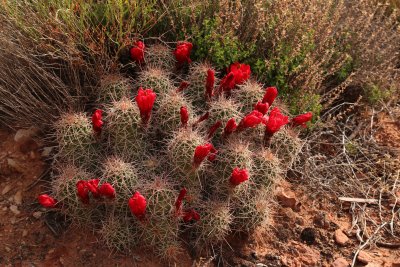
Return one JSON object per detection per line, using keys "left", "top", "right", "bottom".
{"left": 295, "top": 216, "right": 305, "bottom": 225}
{"left": 14, "top": 190, "right": 23, "bottom": 205}
{"left": 276, "top": 187, "right": 297, "bottom": 210}
{"left": 332, "top": 257, "right": 349, "bottom": 267}
{"left": 290, "top": 241, "right": 320, "bottom": 266}
{"left": 7, "top": 158, "right": 25, "bottom": 173}
{"left": 22, "top": 229, "right": 28, "bottom": 237}
{"left": 5, "top": 246, "right": 11, "bottom": 252}
{"left": 314, "top": 212, "right": 330, "bottom": 229}
{"left": 357, "top": 251, "right": 373, "bottom": 264}
{"left": 32, "top": 211, "right": 42, "bottom": 219}
{"left": 300, "top": 227, "right": 317, "bottom": 245}
{"left": 41, "top": 147, "right": 53, "bottom": 157}
{"left": 9, "top": 205, "right": 20, "bottom": 215}
{"left": 334, "top": 229, "right": 349, "bottom": 246}
{"left": 14, "top": 127, "right": 38, "bottom": 143}
{"left": 2, "top": 184, "right": 11, "bottom": 195}
{"left": 392, "top": 262, "right": 400, "bottom": 267}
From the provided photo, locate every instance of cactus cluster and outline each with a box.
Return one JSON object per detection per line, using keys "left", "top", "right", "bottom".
{"left": 40, "top": 42, "right": 311, "bottom": 261}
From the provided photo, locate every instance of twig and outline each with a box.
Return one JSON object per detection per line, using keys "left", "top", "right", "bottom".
{"left": 24, "top": 168, "right": 50, "bottom": 191}
{"left": 338, "top": 197, "right": 378, "bottom": 204}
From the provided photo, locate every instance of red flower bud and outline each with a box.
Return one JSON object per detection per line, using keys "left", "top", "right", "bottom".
{"left": 177, "top": 81, "right": 190, "bottom": 92}
{"left": 38, "top": 194, "right": 57, "bottom": 208}
{"left": 193, "top": 143, "right": 214, "bottom": 167}
{"left": 207, "top": 146, "right": 218, "bottom": 162}
{"left": 174, "top": 41, "right": 193, "bottom": 64}
{"left": 180, "top": 106, "right": 189, "bottom": 127}
{"left": 183, "top": 209, "right": 200, "bottom": 222}
{"left": 135, "top": 88, "right": 156, "bottom": 124}
{"left": 229, "top": 167, "right": 249, "bottom": 186}
{"left": 265, "top": 107, "right": 289, "bottom": 135}
{"left": 223, "top": 118, "right": 237, "bottom": 136}
{"left": 87, "top": 179, "right": 100, "bottom": 198}
{"left": 207, "top": 121, "right": 222, "bottom": 139}
{"left": 205, "top": 69, "right": 215, "bottom": 99}
{"left": 262, "top": 87, "right": 278, "bottom": 106}
{"left": 99, "top": 183, "right": 116, "bottom": 199}
{"left": 76, "top": 180, "right": 90, "bottom": 204}
{"left": 219, "top": 72, "right": 236, "bottom": 93}
{"left": 292, "top": 112, "right": 313, "bottom": 127}
{"left": 92, "top": 109, "right": 103, "bottom": 134}
{"left": 128, "top": 191, "right": 147, "bottom": 219}
{"left": 129, "top": 41, "right": 145, "bottom": 63}
{"left": 238, "top": 110, "right": 266, "bottom": 130}
{"left": 193, "top": 112, "right": 209, "bottom": 127}
{"left": 254, "top": 101, "right": 269, "bottom": 115}
{"left": 175, "top": 187, "right": 187, "bottom": 212}
{"left": 229, "top": 62, "right": 251, "bottom": 85}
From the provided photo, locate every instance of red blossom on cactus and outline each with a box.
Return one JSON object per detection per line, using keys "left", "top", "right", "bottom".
{"left": 207, "top": 146, "right": 218, "bottom": 162}
{"left": 99, "top": 183, "right": 116, "bottom": 199}
{"left": 177, "top": 81, "right": 190, "bottom": 92}
{"left": 264, "top": 107, "right": 289, "bottom": 135}
{"left": 183, "top": 209, "right": 200, "bottom": 222}
{"left": 254, "top": 101, "right": 269, "bottom": 115}
{"left": 205, "top": 69, "right": 215, "bottom": 99}
{"left": 262, "top": 87, "right": 278, "bottom": 106}
{"left": 174, "top": 41, "right": 193, "bottom": 64}
{"left": 38, "top": 194, "right": 57, "bottom": 208}
{"left": 180, "top": 106, "right": 189, "bottom": 127}
{"left": 76, "top": 180, "right": 90, "bottom": 204}
{"left": 128, "top": 191, "right": 147, "bottom": 219}
{"left": 92, "top": 109, "right": 103, "bottom": 134}
{"left": 86, "top": 179, "right": 100, "bottom": 198}
{"left": 219, "top": 72, "right": 236, "bottom": 93}
{"left": 229, "top": 62, "right": 251, "bottom": 85}
{"left": 135, "top": 88, "right": 156, "bottom": 124}
{"left": 207, "top": 121, "right": 222, "bottom": 139}
{"left": 193, "top": 112, "right": 209, "bottom": 127}
{"left": 229, "top": 167, "right": 249, "bottom": 186}
{"left": 193, "top": 143, "right": 214, "bottom": 167}
{"left": 238, "top": 110, "right": 266, "bottom": 130}
{"left": 292, "top": 112, "right": 313, "bottom": 127}
{"left": 223, "top": 118, "right": 237, "bottom": 136}
{"left": 175, "top": 187, "right": 187, "bottom": 213}
{"left": 129, "top": 41, "right": 145, "bottom": 63}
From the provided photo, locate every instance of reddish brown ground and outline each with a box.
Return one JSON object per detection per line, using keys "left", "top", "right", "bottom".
{"left": 0, "top": 109, "right": 399, "bottom": 267}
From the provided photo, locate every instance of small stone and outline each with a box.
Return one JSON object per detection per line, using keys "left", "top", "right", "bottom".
{"left": 332, "top": 257, "right": 349, "bottom": 267}
{"left": 29, "top": 151, "right": 36, "bottom": 159}
{"left": 10, "top": 217, "right": 16, "bottom": 224}
{"left": 5, "top": 246, "right": 11, "bottom": 252}
{"left": 2, "top": 207, "right": 7, "bottom": 211}
{"left": 334, "top": 229, "right": 349, "bottom": 246}
{"left": 14, "top": 127, "right": 38, "bottom": 143}
{"left": 41, "top": 147, "right": 53, "bottom": 157}
{"left": 276, "top": 187, "right": 297, "bottom": 210}
{"left": 32, "top": 211, "right": 42, "bottom": 219}
{"left": 2, "top": 184, "right": 11, "bottom": 195}
{"left": 14, "top": 190, "right": 23, "bottom": 205}
{"left": 357, "top": 251, "right": 372, "bottom": 264}
{"left": 9, "top": 205, "right": 20, "bottom": 215}
{"left": 22, "top": 230, "right": 28, "bottom": 237}
{"left": 295, "top": 216, "right": 305, "bottom": 225}
{"left": 314, "top": 212, "right": 330, "bottom": 229}
{"left": 392, "top": 262, "right": 400, "bottom": 267}
{"left": 7, "top": 158, "right": 25, "bottom": 173}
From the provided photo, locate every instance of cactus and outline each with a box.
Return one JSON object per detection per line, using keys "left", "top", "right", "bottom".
{"left": 136, "top": 67, "right": 174, "bottom": 98}
{"left": 186, "top": 63, "right": 217, "bottom": 108}
{"left": 55, "top": 113, "right": 99, "bottom": 171}
{"left": 105, "top": 97, "right": 147, "bottom": 161}
{"left": 145, "top": 44, "right": 175, "bottom": 71}
{"left": 98, "top": 75, "right": 132, "bottom": 104}
{"left": 269, "top": 128, "right": 302, "bottom": 169}
{"left": 232, "top": 80, "right": 264, "bottom": 113}
{"left": 252, "top": 149, "right": 281, "bottom": 190}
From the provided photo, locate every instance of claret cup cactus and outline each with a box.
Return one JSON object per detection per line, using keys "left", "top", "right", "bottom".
{"left": 39, "top": 41, "right": 312, "bottom": 261}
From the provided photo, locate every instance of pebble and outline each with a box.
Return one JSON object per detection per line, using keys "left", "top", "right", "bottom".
{"left": 32, "top": 211, "right": 42, "bottom": 219}
{"left": 357, "top": 251, "right": 372, "bottom": 264}
{"left": 22, "top": 229, "right": 28, "bottom": 237}
{"left": 334, "top": 229, "right": 349, "bottom": 246}
{"left": 332, "top": 257, "right": 349, "bottom": 267}
{"left": 276, "top": 187, "right": 297, "bottom": 210}
{"left": 7, "top": 158, "right": 25, "bottom": 173}
{"left": 9, "top": 205, "right": 20, "bottom": 215}
{"left": 14, "top": 190, "right": 23, "bottom": 205}
{"left": 5, "top": 246, "right": 11, "bottom": 252}
{"left": 14, "top": 127, "right": 38, "bottom": 143}
{"left": 2, "top": 184, "right": 11, "bottom": 195}
{"left": 41, "top": 147, "right": 53, "bottom": 157}
{"left": 392, "top": 262, "right": 400, "bottom": 267}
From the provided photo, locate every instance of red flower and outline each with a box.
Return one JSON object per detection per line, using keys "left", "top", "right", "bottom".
{"left": 92, "top": 109, "right": 103, "bottom": 134}
{"left": 129, "top": 41, "right": 145, "bottom": 63}
{"left": 205, "top": 69, "right": 215, "bottom": 99}
{"left": 180, "top": 106, "right": 189, "bottom": 127}
{"left": 86, "top": 179, "right": 100, "bottom": 198}
{"left": 128, "top": 191, "right": 147, "bottom": 219}
{"left": 174, "top": 41, "right": 193, "bottom": 64}
{"left": 254, "top": 101, "right": 269, "bottom": 115}
{"left": 262, "top": 87, "right": 278, "bottom": 106}
{"left": 229, "top": 167, "right": 249, "bottom": 186}
{"left": 135, "top": 88, "right": 156, "bottom": 124}
{"left": 76, "top": 180, "right": 90, "bottom": 204}
{"left": 193, "top": 143, "right": 214, "bottom": 167}
{"left": 38, "top": 194, "right": 57, "bottom": 208}
{"left": 207, "top": 146, "right": 218, "bottom": 162}
{"left": 177, "top": 81, "right": 190, "bottom": 92}
{"left": 265, "top": 107, "right": 289, "bottom": 134}
{"left": 99, "top": 183, "right": 116, "bottom": 199}
{"left": 207, "top": 121, "right": 222, "bottom": 139}
{"left": 229, "top": 62, "right": 251, "bottom": 85}
{"left": 292, "top": 112, "right": 313, "bottom": 127}
{"left": 183, "top": 209, "right": 200, "bottom": 222}
{"left": 238, "top": 110, "right": 266, "bottom": 130}
{"left": 219, "top": 72, "right": 236, "bottom": 92}
{"left": 175, "top": 187, "right": 187, "bottom": 212}
{"left": 193, "top": 112, "right": 209, "bottom": 127}
{"left": 223, "top": 118, "right": 237, "bottom": 136}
